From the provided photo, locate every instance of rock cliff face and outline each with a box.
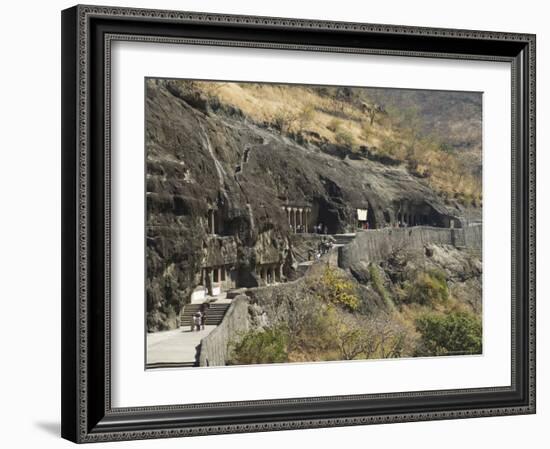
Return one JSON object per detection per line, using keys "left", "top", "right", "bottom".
{"left": 145, "top": 79, "right": 477, "bottom": 331}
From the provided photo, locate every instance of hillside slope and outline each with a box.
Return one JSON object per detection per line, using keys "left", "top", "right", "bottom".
{"left": 145, "top": 79, "right": 481, "bottom": 331}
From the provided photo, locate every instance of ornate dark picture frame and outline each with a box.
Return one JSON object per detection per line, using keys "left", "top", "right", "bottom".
{"left": 61, "top": 4, "right": 536, "bottom": 443}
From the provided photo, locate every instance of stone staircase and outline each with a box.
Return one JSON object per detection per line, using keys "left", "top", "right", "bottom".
{"left": 180, "top": 303, "right": 231, "bottom": 328}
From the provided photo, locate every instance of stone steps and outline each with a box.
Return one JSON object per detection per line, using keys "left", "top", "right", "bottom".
{"left": 180, "top": 303, "right": 230, "bottom": 327}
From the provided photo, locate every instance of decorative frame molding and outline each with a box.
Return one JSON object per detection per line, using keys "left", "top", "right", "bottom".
{"left": 61, "top": 4, "right": 536, "bottom": 443}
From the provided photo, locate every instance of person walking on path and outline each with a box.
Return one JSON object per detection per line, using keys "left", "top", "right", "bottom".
{"left": 199, "top": 304, "right": 208, "bottom": 330}
{"left": 193, "top": 311, "right": 202, "bottom": 332}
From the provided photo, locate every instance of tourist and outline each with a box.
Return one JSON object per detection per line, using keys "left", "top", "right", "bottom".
{"left": 199, "top": 303, "right": 209, "bottom": 330}
{"left": 193, "top": 311, "right": 202, "bottom": 331}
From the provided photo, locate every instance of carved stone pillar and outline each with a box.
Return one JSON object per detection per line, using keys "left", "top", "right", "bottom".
{"left": 205, "top": 268, "right": 213, "bottom": 296}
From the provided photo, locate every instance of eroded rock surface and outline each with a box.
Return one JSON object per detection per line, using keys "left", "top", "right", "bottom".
{"left": 145, "top": 79, "right": 480, "bottom": 331}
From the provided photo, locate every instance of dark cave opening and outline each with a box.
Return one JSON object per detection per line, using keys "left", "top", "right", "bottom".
{"left": 315, "top": 198, "right": 342, "bottom": 234}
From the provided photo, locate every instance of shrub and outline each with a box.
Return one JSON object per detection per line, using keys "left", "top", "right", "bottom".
{"left": 327, "top": 117, "right": 342, "bottom": 133}
{"left": 318, "top": 267, "right": 360, "bottom": 311}
{"left": 405, "top": 269, "right": 449, "bottom": 306}
{"left": 415, "top": 311, "right": 482, "bottom": 356}
{"left": 272, "top": 109, "right": 298, "bottom": 133}
{"left": 368, "top": 263, "right": 395, "bottom": 310}
{"left": 331, "top": 311, "right": 413, "bottom": 360}
{"left": 298, "top": 103, "right": 316, "bottom": 128}
{"left": 335, "top": 129, "right": 355, "bottom": 148}
{"left": 228, "top": 327, "right": 289, "bottom": 365}
{"left": 360, "top": 121, "right": 371, "bottom": 143}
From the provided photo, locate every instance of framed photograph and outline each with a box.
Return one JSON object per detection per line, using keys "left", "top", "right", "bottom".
{"left": 61, "top": 4, "right": 536, "bottom": 443}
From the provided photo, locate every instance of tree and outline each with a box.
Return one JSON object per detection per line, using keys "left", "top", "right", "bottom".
{"left": 228, "top": 327, "right": 289, "bottom": 365}
{"left": 415, "top": 311, "right": 482, "bottom": 356}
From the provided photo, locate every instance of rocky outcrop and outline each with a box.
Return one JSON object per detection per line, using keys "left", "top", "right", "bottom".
{"left": 145, "top": 79, "right": 475, "bottom": 331}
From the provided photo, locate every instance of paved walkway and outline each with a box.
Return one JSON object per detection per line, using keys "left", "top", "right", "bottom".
{"left": 146, "top": 325, "right": 216, "bottom": 366}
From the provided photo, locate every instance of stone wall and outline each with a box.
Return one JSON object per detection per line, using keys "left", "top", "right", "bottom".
{"left": 198, "top": 296, "right": 250, "bottom": 366}
{"left": 339, "top": 224, "right": 482, "bottom": 268}
{"left": 245, "top": 277, "right": 306, "bottom": 306}
{"left": 464, "top": 223, "right": 483, "bottom": 250}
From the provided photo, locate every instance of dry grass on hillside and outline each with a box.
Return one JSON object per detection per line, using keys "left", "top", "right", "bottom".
{"left": 194, "top": 81, "right": 482, "bottom": 205}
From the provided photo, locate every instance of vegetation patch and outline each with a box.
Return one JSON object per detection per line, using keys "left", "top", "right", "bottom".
{"left": 228, "top": 327, "right": 289, "bottom": 365}
{"left": 415, "top": 311, "right": 482, "bottom": 356}
{"left": 190, "top": 80, "right": 482, "bottom": 206}
{"left": 403, "top": 269, "right": 449, "bottom": 306}
{"left": 368, "top": 263, "right": 395, "bottom": 310}
{"left": 318, "top": 267, "right": 360, "bottom": 312}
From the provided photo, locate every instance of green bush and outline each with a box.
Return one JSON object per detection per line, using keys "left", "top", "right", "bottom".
{"left": 406, "top": 269, "right": 449, "bottom": 306}
{"left": 368, "top": 263, "right": 395, "bottom": 310}
{"left": 228, "top": 327, "right": 289, "bottom": 365}
{"left": 415, "top": 311, "right": 482, "bottom": 356}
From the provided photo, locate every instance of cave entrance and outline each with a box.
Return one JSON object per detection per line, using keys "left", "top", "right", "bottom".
{"left": 236, "top": 266, "right": 258, "bottom": 288}
{"left": 397, "top": 201, "right": 449, "bottom": 228}
{"left": 367, "top": 203, "right": 377, "bottom": 229}
{"left": 427, "top": 208, "right": 446, "bottom": 227}
{"left": 256, "top": 263, "right": 283, "bottom": 286}
{"left": 315, "top": 199, "right": 341, "bottom": 234}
